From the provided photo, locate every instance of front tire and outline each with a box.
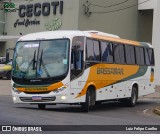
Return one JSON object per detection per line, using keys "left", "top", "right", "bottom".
{"left": 81, "top": 90, "right": 90, "bottom": 112}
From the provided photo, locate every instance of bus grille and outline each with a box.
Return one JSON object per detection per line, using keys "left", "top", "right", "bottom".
{"left": 23, "top": 91, "right": 51, "bottom": 94}
{"left": 19, "top": 97, "right": 56, "bottom": 102}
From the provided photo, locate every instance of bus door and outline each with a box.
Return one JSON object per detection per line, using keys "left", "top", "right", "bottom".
{"left": 70, "top": 37, "right": 85, "bottom": 101}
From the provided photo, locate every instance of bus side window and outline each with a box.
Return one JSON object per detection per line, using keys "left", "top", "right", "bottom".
{"left": 101, "top": 41, "right": 113, "bottom": 63}
{"left": 135, "top": 47, "right": 145, "bottom": 65}
{"left": 114, "top": 44, "right": 125, "bottom": 64}
{"left": 149, "top": 48, "right": 155, "bottom": 65}
{"left": 86, "top": 39, "right": 100, "bottom": 62}
{"left": 125, "top": 45, "right": 136, "bottom": 65}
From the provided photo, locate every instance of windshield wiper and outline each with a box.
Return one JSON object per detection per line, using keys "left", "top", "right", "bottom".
{"left": 39, "top": 49, "right": 51, "bottom": 78}
{"left": 33, "top": 50, "right": 36, "bottom": 70}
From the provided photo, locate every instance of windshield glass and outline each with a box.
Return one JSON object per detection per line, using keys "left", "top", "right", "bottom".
{"left": 13, "top": 39, "right": 69, "bottom": 79}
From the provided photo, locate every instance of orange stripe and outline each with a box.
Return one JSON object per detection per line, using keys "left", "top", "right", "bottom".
{"left": 76, "top": 64, "right": 139, "bottom": 98}
{"left": 17, "top": 82, "right": 64, "bottom": 92}
{"left": 91, "top": 33, "right": 140, "bottom": 46}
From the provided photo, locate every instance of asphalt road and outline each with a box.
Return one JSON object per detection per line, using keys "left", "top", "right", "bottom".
{"left": 0, "top": 80, "right": 160, "bottom": 134}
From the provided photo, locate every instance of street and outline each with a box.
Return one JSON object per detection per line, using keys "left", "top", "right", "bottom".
{"left": 0, "top": 80, "right": 160, "bottom": 134}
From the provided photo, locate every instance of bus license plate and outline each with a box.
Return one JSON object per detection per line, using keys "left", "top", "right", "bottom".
{"left": 32, "top": 96, "right": 42, "bottom": 100}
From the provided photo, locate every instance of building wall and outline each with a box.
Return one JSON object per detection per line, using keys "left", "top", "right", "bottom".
{"left": 0, "top": 4, "right": 5, "bottom": 35}
{"left": 78, "top": 0, "right": 138, "bottom": 41}
{"left": 138, "top": 0, "right": 155, "bottom": 10}
{"left": 137, "top": 10, "right": 153, "bottom": 43}
{"left": 5, "top": 0, "right": 79, "bottom": 36}
{"left": 152, "top": 0, "right": 160, "bottom": 85}
{"left": 4, "top": 0, "right": 79, "bottom": 50}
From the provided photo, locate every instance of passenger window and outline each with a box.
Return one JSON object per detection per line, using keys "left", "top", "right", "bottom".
{"left": 125, "top": 45, "right": 136, "bottom": 65}
{"left": 144, "top": 48, "right": 150, "bottom": 65}
{"left": 149, "top": 49, "right": 154, "bottom": 65}
{"left": 93, "top": 40, "right": 100, "bottom": 61}
{"left": 86, "top": 39, "right": 100, "bottom": 62}
{"left": 114, "top": 44, "right": 125, "bottom": 64}
{"left": 135, "top": 47, "right": 145, "bottom": 65}
{"left": 86, "top": 39, "right": 94, "bottom": 61}
{"left": 101, "top": 41, "right": 113, "bottom": 63}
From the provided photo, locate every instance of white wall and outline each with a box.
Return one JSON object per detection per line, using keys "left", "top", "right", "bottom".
{"left": 138, "top": 0, "right": 155, "bottom": 10}
{"left": 152, "top": 0, "right": 160, "bottom": 85}
{"left": 139, "top": 0, "right": 160, "bottom": 85}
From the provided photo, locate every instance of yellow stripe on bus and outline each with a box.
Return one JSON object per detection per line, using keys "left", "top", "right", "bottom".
{"left": 91, "top": 33, "right": 141, "bottom": 46}
{"left": 17, "top": 81, "right": 64, "bottom": 92}
{"left": 76, "top": 64, "right": 139, "bottom": 98}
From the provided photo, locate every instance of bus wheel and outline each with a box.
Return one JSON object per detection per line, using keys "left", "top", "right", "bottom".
{"left": 128, "top": 87, "right": 138, "bottom": 107}
{"left": 81, "top": 88, "right": 95, "bottom": 112}
{"left": 6, "top": 71, "right": 11, "bottom": 80}
{"left": 38, "top": 104, "right": 46, "bottom": 110}
{"left": 81, "top": 90, "right": 90, "bottom": 112}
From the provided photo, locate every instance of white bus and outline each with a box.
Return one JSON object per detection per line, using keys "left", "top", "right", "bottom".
{"left": 11, "top": 30, "right": 155, "bottom": 112}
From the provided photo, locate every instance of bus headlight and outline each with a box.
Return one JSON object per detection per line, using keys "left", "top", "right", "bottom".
{"left": 12, "top": 87, "right": 21, "bottom": 94}
{"left": 52, "top": 85, "right": 68, "bottom": 94}
{"left": 61, "top": 96, "right": 66, "bottom": 100}
{"left": 13, "top": 96, "right": 16, "bottom": 101}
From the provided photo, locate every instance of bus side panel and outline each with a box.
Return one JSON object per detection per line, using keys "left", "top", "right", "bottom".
{"left": 137, "top": 67, "right": 155, "bottom": 97}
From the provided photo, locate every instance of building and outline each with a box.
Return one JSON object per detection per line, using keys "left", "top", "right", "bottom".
{"left": 0, "top": 0, "right": 159, "bottom": 85}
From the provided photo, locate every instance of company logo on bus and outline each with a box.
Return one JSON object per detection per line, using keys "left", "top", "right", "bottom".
{"left": 25, "top": 87, "right": 48, "bottom": 92}
{"left": 97, "top": 68, "right": 124, "bottom": 75}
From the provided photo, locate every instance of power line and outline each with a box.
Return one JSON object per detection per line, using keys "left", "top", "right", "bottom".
{"left": 90, "top": 0, "right": 129, "bottom": 8}
{"left": 90, "top": 0, "right": 150, "bottom": 14}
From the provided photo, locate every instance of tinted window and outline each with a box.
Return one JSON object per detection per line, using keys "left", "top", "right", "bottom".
{"left": 86, "top": 39, "right": 100, "bottom": 62}
{"left": 125, "top": 45, "right": 136, "bottom": 65}
{"left": 93, "top": 40, "right": 100, "bottom": 61}
{"left": 114, "top": 44, "right": 125, "bottom": 64}
{"left": 148, "top": 48, "right": 155, "bottom": 65}
{"left": 135, "top": 47, "right": 145, "bottom": 65}
{"left": 101, "top": 41, "right": 113, "bottom": 63}
{"left": 145, "top": 48, "right": 154, "bottom": 65}
{"left": 86, "top": 39, "right": 94, "bottom": 61}
{"left": 140, "top": 47, "right": 145, "bottom": 65}
{"left": 144, "top": 48, "right": 150, "bottom": 65}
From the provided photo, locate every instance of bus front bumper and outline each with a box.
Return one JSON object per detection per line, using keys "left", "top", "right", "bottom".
{"left": 12, "top": 91, "right": 69, "bottom": 104}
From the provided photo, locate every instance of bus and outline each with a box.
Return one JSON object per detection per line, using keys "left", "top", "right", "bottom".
{"left": 11, "top": 30, "right": 155, "bottom": 112}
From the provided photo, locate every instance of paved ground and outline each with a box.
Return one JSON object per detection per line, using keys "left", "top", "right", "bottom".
{"left": 0, "top": 80, "right": 160, "bottom": 134}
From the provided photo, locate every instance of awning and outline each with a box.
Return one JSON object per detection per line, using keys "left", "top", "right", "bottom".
{"left": 0, "top": 36, "right": 20, "bottom": 42}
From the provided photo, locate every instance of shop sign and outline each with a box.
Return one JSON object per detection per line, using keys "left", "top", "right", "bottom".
{"left": 3, "top": 2, "right": 17, "bottom": 13}
{"left": 14, "top": 1, "right": 63, "bottom": 28}
{"left": 18, "top": 1, "right": 63, "bottom": 17}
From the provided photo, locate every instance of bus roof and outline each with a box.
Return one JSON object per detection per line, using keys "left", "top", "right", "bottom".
{"left": 18, "top": 30, "right": 152, "bottom": 47}
{"left": 18, "top": 30, "right": 85, "bottom": 41}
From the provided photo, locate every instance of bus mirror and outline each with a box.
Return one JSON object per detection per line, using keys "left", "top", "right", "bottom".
{"left": 6, "top": 52, "right": 9, "bottom": 63}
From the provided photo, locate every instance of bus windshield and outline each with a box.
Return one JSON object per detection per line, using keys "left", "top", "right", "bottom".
{"left": 12, "top": 39, "right": 69, "bottom": 79}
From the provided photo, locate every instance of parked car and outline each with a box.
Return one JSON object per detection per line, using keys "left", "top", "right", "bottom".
{"left": 0, "top": 57, "right": 12, "bottom": 79}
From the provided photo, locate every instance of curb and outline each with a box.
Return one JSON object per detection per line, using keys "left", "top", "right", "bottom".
{"left": 153, "top": 107, "right": 160, "bottom": 116}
